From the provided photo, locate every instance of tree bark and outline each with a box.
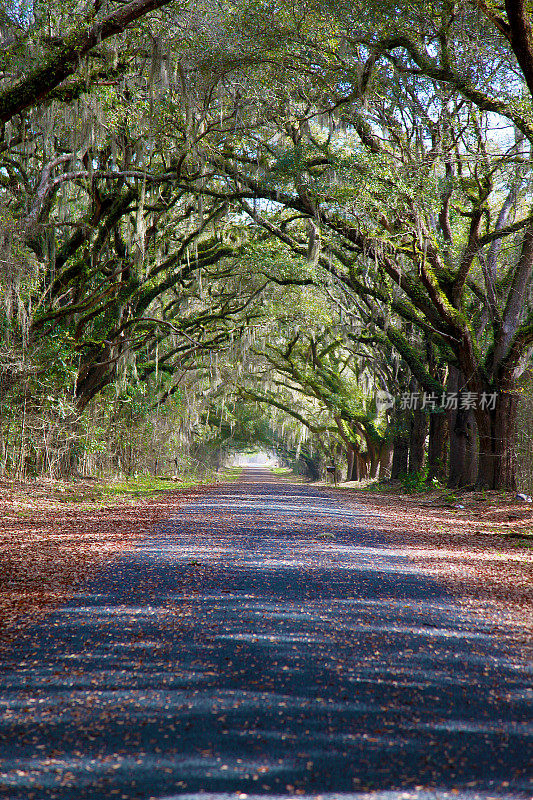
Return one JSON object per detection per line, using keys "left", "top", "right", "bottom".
{"left": 476, "top": 389, "right": 518, "bottom": 490}
{"left": 408, "top": 407, "right": 428, "bottom": 474}
{"left": 366, "top": 439, "right": 380, "bottom": 479}
{"left": 352, "top": 451, "right": 361, "bottom": 481}
{"left": 358, "top": 452, "right": 370, "bottom": 479}
{"left": 447, "top": 410, "right": 467, "bottom": 490}
{"left": 378, "top": 441, "right": 393, "bottom": 478}
{"left": 504, "top": 1, "right": 533, "bottom": 103}
{"left": 390, "top": 401, "right": 409, "bottom": 479}
{"left": 391, "top": 436, "right": 408, "bottom": 478}
{"left": 447, "top": 369, "right": 477, "bottom": 489}
{"left": 346, "top": 446, "right": 355, "bottom": 482}
{"left": 427, "top": 411, "right": 448, "bottom": 481}
{"left": 300, "top": 454, "right": 320, "bottom": 480}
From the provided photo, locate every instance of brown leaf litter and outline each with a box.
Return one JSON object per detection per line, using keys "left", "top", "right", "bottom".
{"left": 0, "top": 478, "right": 216, "bottom": 648}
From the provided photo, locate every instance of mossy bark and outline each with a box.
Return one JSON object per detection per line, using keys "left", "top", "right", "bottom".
{"left": 447, "top": 368, "right": 477, "bottom": 489}
{"left": 391, "top": 404, "right": 409, "bottom": 479}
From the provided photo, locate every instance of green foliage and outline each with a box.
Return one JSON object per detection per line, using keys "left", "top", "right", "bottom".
{"left": 1, "top": 0, "right": 532, "bottom": 493}
{"left": 400, "top": 469, "right": 429, "bottom": 493}
{"left": 220, "top": 466, "right": 244, "bottom": 480}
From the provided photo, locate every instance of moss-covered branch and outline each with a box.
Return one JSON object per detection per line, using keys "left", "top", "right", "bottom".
{"left": 0, "top": 0, "right": 173, "bottom": 122}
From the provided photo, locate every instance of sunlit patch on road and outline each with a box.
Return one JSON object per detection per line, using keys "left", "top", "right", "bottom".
{"left": 0, "top": 469, "right": 531, "bottom": 799}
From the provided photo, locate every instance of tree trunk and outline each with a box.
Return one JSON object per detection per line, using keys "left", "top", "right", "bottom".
{"left": 390, "top": 403, "right": 409, "bottom": 479}
{"left": 358, "top": 452, "right": 369, "bottom": 479}
{"left": 476, "top": 390, "right": 518, "bottom": 490}
{"left": 427, "top": 411, "right": 448, "bottom": 482}
{"left": 465, "top": 414, "right": 478, "bottom": 485}
{"left": 408, "top": 407, "right": 428, "bottom": 474}
{"left": 301, "top": 454, "right": 320, "bottom": 480}
{"left": 352, "top": 449, "right": 361, "bottom": 480}
{"left": 391, "top": 435, "right": 408, "bottom": 478}
{"left": 378, "top": 441, "right": 393, "bottom": 478}
{"left": 448, "top": 404, "right": 477, "bottom": 489}
{"left": 346, "top": 446, "right": 355, "bottom": 482}
{"left": 445, "top": 367, "right": 476, "bottom": 489}
{"left": 367, "top": 440, "right": 380, "bottom": 479}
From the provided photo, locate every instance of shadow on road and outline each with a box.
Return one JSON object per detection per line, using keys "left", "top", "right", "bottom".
{"left": 0, "top": 469, "right": 531, "bottom": 799}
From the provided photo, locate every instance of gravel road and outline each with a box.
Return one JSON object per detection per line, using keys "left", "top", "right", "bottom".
{"left": 0, "top": 469, "right": 531, "bottom": 800}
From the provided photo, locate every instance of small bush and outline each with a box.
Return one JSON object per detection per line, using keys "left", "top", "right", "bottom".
{"left": 400, "top": 469, "right": 428, "bottom": 493}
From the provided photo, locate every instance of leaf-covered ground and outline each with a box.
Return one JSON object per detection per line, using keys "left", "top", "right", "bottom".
{"left": 0, "top": 469, "right": 531, "bottom": 799}
{"left": 336, "top": 488, "right": 533, "bottom": 637}
{"left": 0, "top": 477, "right": 218, "bottom": 648}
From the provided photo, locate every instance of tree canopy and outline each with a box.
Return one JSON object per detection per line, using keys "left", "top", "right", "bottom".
{"left": 1, "top": 0, "right": 533, "bottom": 488}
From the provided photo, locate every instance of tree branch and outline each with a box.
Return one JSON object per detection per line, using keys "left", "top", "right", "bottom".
{"left": 0, "top": 0, "right": 173, "bottom": 123}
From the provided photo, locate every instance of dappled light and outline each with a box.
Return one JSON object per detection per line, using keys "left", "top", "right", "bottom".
{"left": 1, "top": 472, "right": 530, "bottom": 799}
